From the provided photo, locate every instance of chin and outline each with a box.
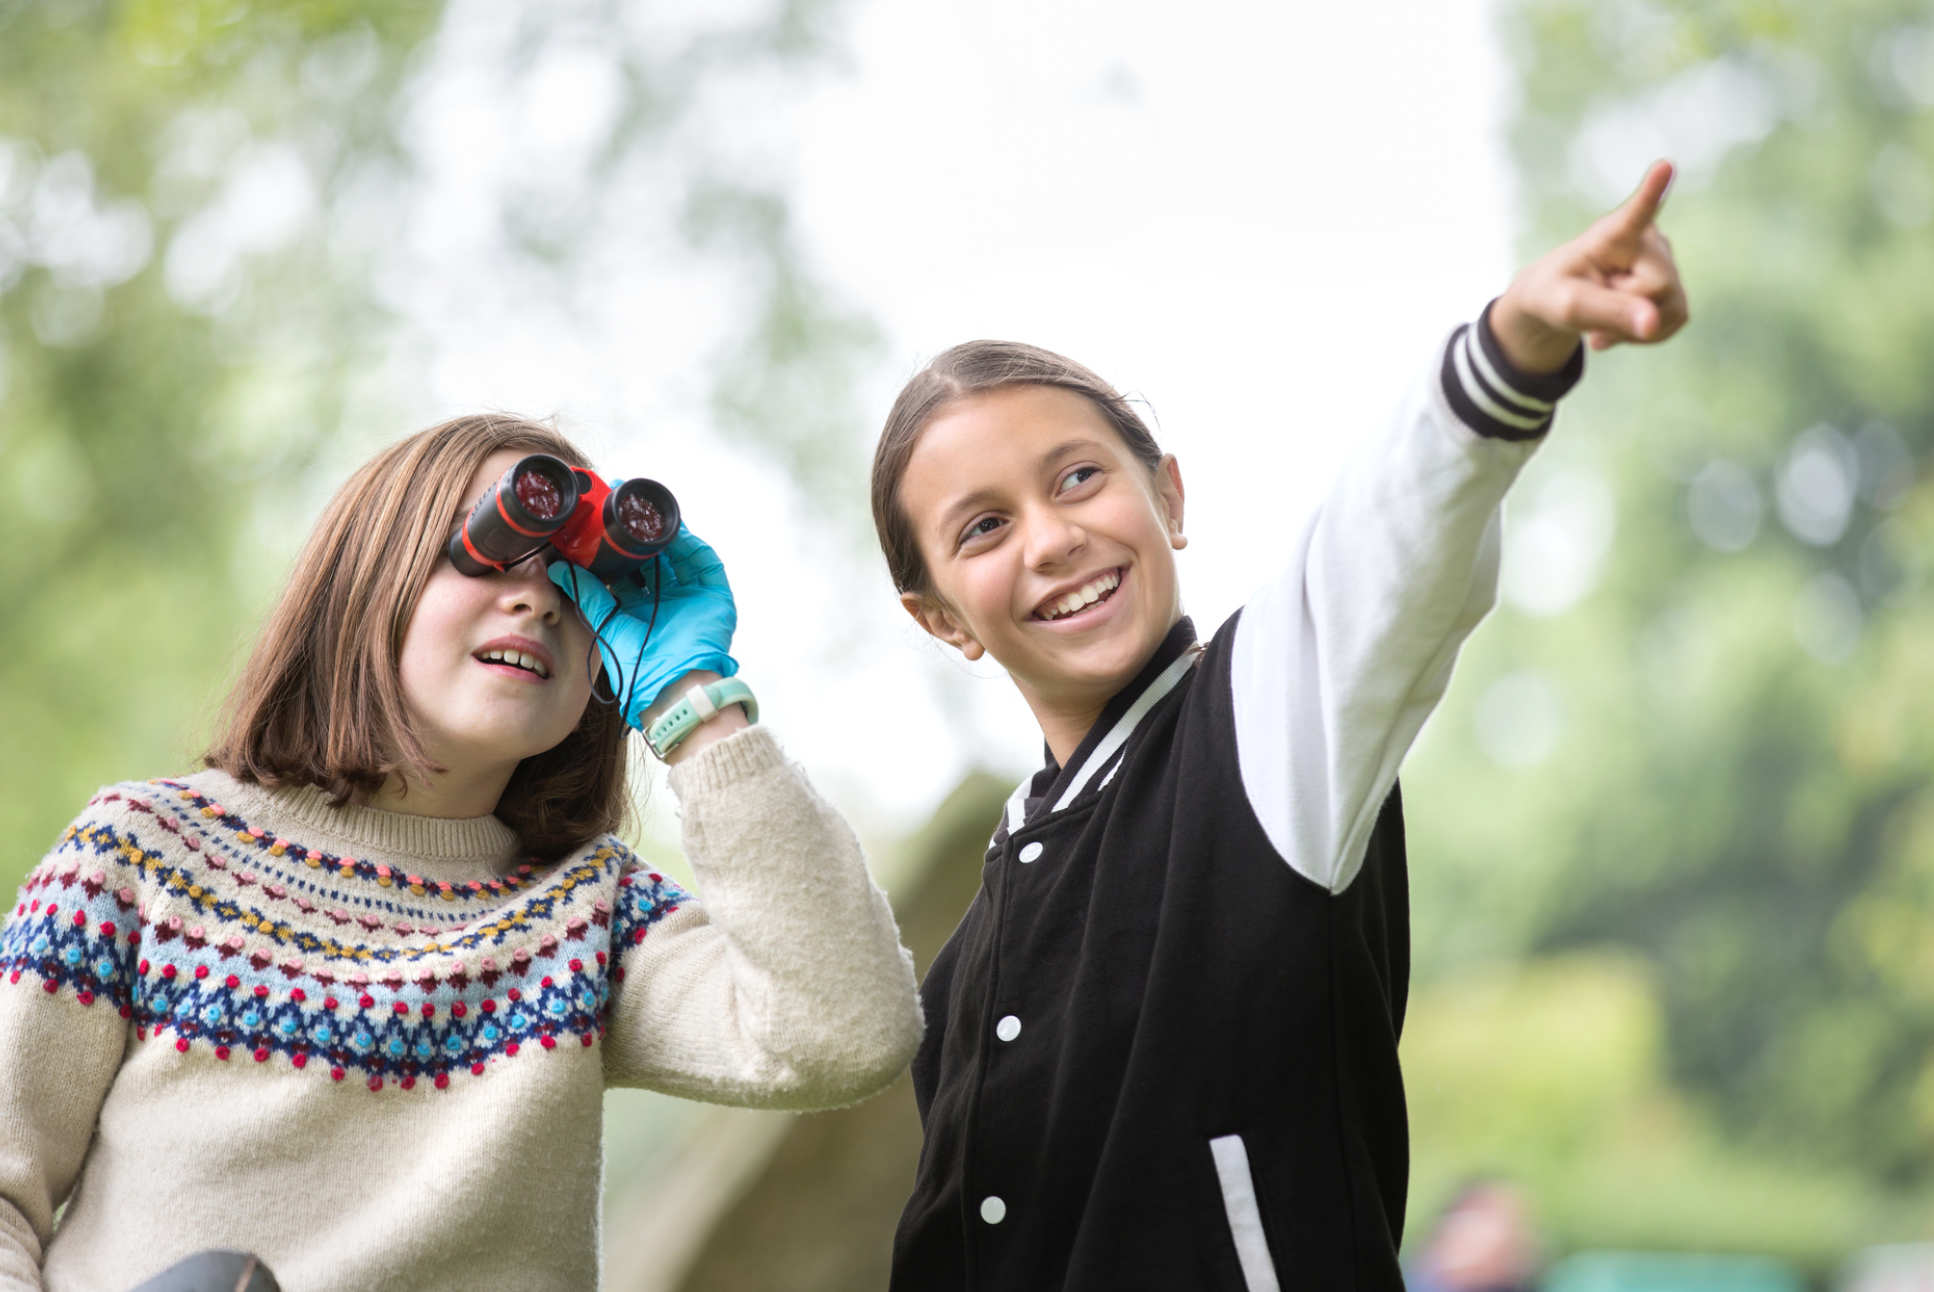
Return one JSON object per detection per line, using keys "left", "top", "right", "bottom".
{"left": 1073, "top": 629, "right": 1165, "bottom": 679}
{"left": 452, "top": 728, "right": 567, "bottom": 771}
{"left": 1040, "top": 653, "right": 1143, "bottom": 702}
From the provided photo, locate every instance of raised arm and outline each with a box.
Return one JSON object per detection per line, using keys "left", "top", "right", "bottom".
{"left": 599, "top": 728, "right": 922, "bottom": 1108}
{"left": 1230, "top": 161, "right": 1688, "bottom": 895}
{"left": 546, "top": 517, "right": 921, "bottom": 1105}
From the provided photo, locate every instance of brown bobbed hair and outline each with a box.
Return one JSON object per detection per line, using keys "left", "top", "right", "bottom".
{"left": 869, "top": 340, "right": 1165, "bottom": 597}
{"left": 204, "top": 413, "right": 630, "bottom": 859}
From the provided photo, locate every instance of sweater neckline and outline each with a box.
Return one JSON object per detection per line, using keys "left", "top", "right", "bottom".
{"left": 177, "top": 769, "right": 530, "bottom": 890}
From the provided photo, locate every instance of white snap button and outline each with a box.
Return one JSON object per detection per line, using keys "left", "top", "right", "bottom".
{"left": 980, "top": 1195, "right": 1007, "bottom": 1225}
{"left": 1018, "top": 842, "right": 1044, "bottom": 864}
{"left": 996, "top": 1014, "right": 1021, "bottom": 1042}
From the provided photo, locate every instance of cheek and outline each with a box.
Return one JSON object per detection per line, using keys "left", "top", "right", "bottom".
{"left": 1141, "top": 549, "right": 1183, "bottom": 617}
{"left": 562, "top": 656, "right": 596, "bottom": 718}
{"left": 394, "top": 614, "right": 440, "bottom": 687}
{"left": 934, "top": 564, "right": 1005, "bottom": 633}
{"left": 970, "top": 566, "right": 1019, "bottom": 620}
{"left": 397, "top": 583, "right": 469, "bottom": 671}
{"left": 556, "top": 614, "right": 596, "bottom": 693}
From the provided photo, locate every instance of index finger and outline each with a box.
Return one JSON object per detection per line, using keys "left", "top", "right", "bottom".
{"left": 662, "top": 523, "right": 728, "bottom": 587}
{"left": 1608, "top": 159, "right": 1675, "bottom": 238}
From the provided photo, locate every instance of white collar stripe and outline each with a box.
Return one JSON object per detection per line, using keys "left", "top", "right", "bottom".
{"left": 1049, "top": 648, "right": 1199, "bottom": 815}
{"left": 1000, "top": 778, "right": 1032, "bottom": 838}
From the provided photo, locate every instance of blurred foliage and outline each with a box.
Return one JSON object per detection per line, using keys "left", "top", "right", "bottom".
{"left": 1406, "top": 955, "right": 1927, "bottom": 1281}
{"left": 0, "top": 0, "right": 877, "bottom": 882}
{"left": 0, "top": 0, "right": 442, "bottom": 862}
{"left": 1406, "top": 0, "right": 1934, "bottom": 1258}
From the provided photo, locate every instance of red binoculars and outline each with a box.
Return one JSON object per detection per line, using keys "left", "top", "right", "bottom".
{"left": 447, "top": 454, "right": 679, "bottom": 582}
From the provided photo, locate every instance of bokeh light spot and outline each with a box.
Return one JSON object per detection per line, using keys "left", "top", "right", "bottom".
{"left": 1776, "top": 424, "right": 1857, "bottom": 547}
{"left": 1475, "top": 671, "right": 1563, "bottom": 769}
{"left": 1687, "top": 459, "right": 1763, "bottom": 553}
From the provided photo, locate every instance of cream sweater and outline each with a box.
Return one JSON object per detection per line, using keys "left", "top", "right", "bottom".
{"left": 0, "top": 727, "right": 922, "bottom": 1291}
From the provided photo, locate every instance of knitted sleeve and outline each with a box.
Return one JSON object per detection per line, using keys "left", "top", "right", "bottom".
{"left": 0, "top": 789, "right": 146, "bottom": 1288}
{"left": 602, "top": 727, "right": 922, "bottom": 1110}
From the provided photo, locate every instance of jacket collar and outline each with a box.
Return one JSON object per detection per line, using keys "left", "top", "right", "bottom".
{"left": 1000, "top": 617, "right": 1201, "bottom": 837}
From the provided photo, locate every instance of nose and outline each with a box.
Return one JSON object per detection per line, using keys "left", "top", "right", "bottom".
{"left": 495, "top": 553, "right": 563, "bottom": 625}
{"left": 1022, "top": 504, "right": 1087, "bottom": 572}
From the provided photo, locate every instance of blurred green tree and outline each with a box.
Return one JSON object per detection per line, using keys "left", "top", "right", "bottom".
{"left": 1407, "top": 0, "right": 1934, "bottom": 1199}
{"left": 0, "top": 0, "right": 445, "bottom": 874}
{"left": 0, "top": 0, "right": 878, "bottom": 887}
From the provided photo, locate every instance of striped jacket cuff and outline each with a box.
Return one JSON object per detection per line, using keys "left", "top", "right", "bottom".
{"left": 1439, "top": 298, "right": 1585, "bottom": 440}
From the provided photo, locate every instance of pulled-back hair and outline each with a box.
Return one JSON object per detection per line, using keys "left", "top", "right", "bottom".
{"left": 869, "top": 340, "right": 1164, "bottom": 596}
{"left": 205, "top": 414, "right": 630, "bottom": 859}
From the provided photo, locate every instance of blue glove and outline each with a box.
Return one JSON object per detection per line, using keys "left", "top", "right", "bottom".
{"left": 548, "top": 520, "right": 738, "bottom": 731}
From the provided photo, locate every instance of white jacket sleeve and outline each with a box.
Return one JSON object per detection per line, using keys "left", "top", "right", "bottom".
{"left": 1230, "top": 314, "right": 1583, "bottom": 894}
{"left": 601, "top": 727, "right": 923, "bottom": 1109}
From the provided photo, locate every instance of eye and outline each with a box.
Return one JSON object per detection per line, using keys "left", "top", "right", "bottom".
{"left": 957, "top": 514, "right": 1005, "bottom": 550}
{"left": 1056, "top": 465, "right": 1101, "bottom": 495}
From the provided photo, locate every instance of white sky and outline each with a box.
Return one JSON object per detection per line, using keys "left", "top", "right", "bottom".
{"left": 383, "top": 0, "right": 1523, "bottom": 846}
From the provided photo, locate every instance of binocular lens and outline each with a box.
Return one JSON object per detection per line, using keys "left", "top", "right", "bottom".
{"left": 447, "top": 453, "right": 579, "bottom": 576}
{"left": 606, "top": 479, "right": 678, "bottom": 555}
{"left": 513, "top": 464, "right": 568, "bottom": 522}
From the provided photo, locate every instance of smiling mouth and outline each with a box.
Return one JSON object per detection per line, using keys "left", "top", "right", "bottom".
{"left": 474, "top": 647, "right": 552, "bottom": 679}
{"left": 1034, "top": 569, "right": 1123, "bottom": 622}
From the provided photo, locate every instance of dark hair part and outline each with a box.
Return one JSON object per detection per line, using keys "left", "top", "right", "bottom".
{"left": 204, "top": 413, "right": 631, "bottom": 859}
{"left": 869, "top": 339, "right": 1164, "bottom": 596}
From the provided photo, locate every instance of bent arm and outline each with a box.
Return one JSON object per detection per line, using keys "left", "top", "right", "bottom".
{"left": 1231, "top": 311, "right": 1583, "bottom": 893}
{"left": 602, "top": 728, "right": 922, "bottom": 1109}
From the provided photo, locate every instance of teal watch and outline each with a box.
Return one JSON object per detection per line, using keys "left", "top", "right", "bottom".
{"left": 644, "top": 678, "right": 758, "bottom": 760}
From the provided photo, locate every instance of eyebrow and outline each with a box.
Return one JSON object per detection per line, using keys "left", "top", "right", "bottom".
{"left": 930, "top": 437, "right": 1110, "bottom": 536}
{"left": 1041, "top": 437, "right": 1106, "bottom": 465}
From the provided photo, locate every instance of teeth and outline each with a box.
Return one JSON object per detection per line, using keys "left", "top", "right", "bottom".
{"left": 1039, "top": 570, "right": 1121, "bottom": 621}
{"left": 479, "top": 648, "right": 550, "bottom": 678}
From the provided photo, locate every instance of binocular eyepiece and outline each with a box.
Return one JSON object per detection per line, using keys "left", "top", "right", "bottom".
{"left": 448, "top": 454, "right": 679, "bottom": 583}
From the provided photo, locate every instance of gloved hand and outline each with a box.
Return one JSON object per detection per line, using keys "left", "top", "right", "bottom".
{"left": 548, "top": 520, "right": 738, "bottom": 731}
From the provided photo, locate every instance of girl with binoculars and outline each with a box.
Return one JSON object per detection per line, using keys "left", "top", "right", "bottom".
{"left": 0, "top": 416, "right": 922, "bottom": 1290}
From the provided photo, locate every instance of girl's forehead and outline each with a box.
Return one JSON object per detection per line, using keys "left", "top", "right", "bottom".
{"left": 900, "top": 387, "right": 1133, "bottom": 539}
{"left": 465, "top": 448, "right": 526, "bottom": 502}
{"left": 914, "top": 385, "right": 1123, "bottom": 468}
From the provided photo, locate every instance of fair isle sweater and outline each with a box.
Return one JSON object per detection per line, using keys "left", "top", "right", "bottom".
{"left": 0, "top": 727, "right": 923, "bottom": 1291}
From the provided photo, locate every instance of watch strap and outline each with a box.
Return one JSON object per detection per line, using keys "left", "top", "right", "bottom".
{"left": 645, "top": 678, "right": 758, "bottom": 760}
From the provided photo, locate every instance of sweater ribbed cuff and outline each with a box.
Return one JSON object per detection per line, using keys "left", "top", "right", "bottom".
{"left": 665, "top": 725, "right": 786, "bottom": 797}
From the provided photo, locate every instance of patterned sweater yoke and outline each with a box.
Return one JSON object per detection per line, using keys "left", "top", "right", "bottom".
{"left": 0, "top": 727, "right": 922, "bottom": 1292}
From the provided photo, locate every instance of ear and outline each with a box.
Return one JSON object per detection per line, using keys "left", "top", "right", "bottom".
{"left": 901, "top": 590, "right": 986, "bottom": 662}
{"left": 1156, "top": 455, "right": 1187, "bottom": 550}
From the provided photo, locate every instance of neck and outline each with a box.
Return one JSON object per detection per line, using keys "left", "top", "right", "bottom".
{"left": 1024, "top": 695, "right": 1109, "bottom": 770}
{"left": 1021, "top": 615, "right": 1196, "bottom": 769}
{"left": 368, "top": 761, "right": 514, "bottom": 820}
